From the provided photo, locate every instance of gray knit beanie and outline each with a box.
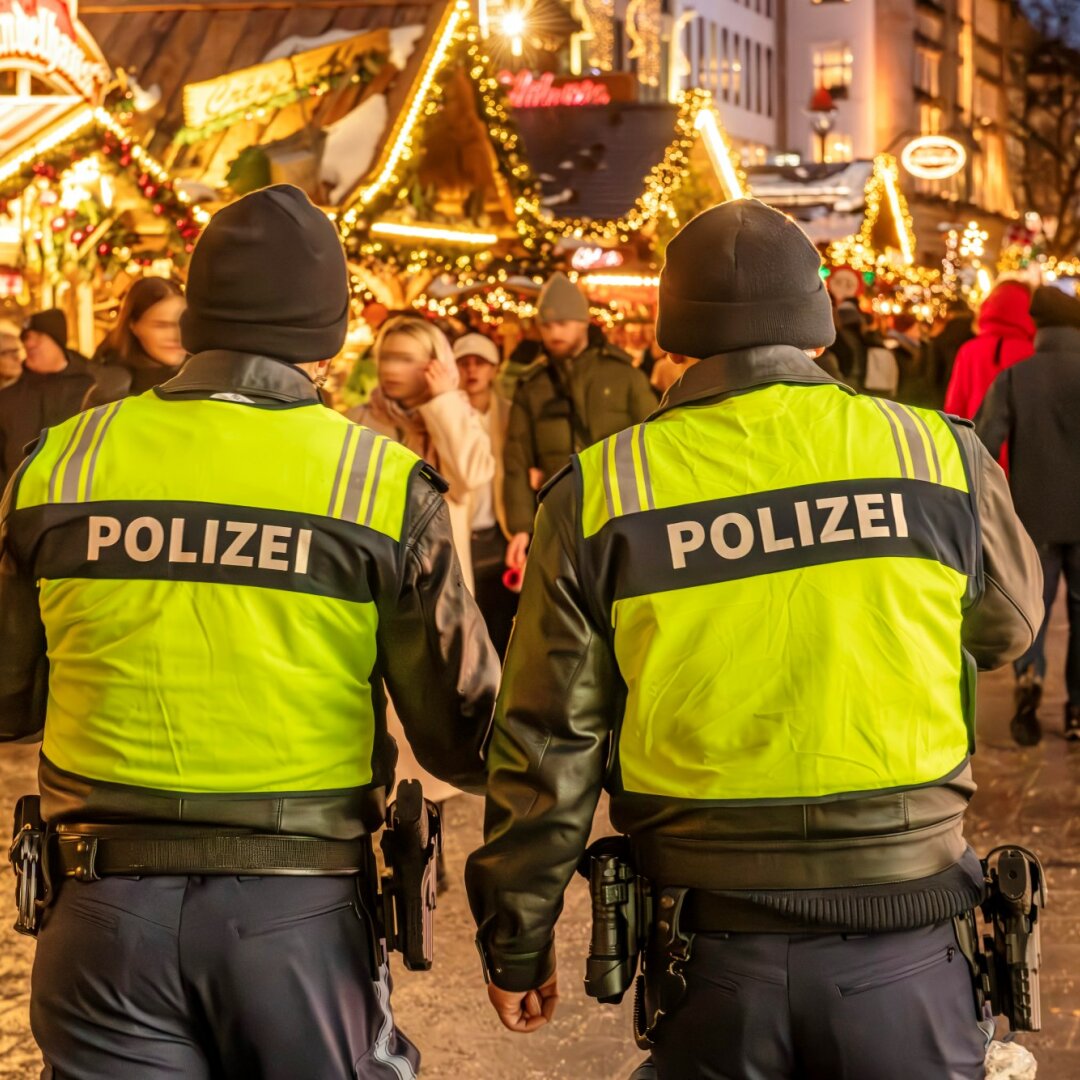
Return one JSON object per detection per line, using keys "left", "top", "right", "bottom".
{"left": 657, "top": 199, "right": 836, "bottom": 358}
{"left": 538, "top": 272, "right": 590, "bottom": 324}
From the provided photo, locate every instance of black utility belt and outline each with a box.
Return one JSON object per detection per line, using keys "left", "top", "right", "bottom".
{"left": 53, "top": 829, "right": 373, "bottom": 881}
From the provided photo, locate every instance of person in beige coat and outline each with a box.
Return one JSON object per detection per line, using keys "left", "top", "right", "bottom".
{"left": 348, "top": 315, "right": 496, "bottom": 806}
{"left": 347, "top": 315, "right": 495, "bottom": 590}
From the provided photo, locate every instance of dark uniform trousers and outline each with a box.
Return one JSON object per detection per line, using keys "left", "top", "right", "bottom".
{"left": 31, "top": 874, "right": 419, "bottom": 1080}
{"left": 650, "top": 923, "right": 989, "bottom": 1080}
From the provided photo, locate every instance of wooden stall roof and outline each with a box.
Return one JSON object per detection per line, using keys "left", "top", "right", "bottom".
{"left": 80, "top": 0, "right": 442, "bottom": 136}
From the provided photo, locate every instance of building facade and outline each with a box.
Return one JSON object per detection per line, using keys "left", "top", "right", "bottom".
{"left": 782, "top": 0, "right": 1020, "bottom": 242}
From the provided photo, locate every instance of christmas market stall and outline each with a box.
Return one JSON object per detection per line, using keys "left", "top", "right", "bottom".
{"left": 0, "top": 0, "right": 206, "bottom": 349}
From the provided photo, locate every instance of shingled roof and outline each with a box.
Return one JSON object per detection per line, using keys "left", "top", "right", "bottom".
{"left": 512, "top": 102, "right": 679, "bottom": 222}
{"left": 80, "top": 0, "right": 440, "bottom": 136}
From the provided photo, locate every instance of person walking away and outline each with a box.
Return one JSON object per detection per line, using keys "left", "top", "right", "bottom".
{"left": 503, "top": 272, "right": 656, "bottom": 574}
{"left": 347, "top": 316, "right": 494, "bottom": 592}
{"left": 0, "top": 185, "right": 498, "bottom": 1078}
{"left": 977, "top": 283, "right": 1080, "bottom": 744}
{"left": 831, "top": 298, "right": 868, "bottom": 390}
{"left": 0, "top": 309, "right": 95, "bottom": 490}
{"left": 930, "top": 298, "right": 975, "bottom": 404}
{"left": 83, "top": 277, "right": 186, "bottom": 407}
{"left": 945, "top": 281, "right": 1034, "bottom": 419}
{"left": 454, "top": 331, "right": 516, "bottom": 658}
{"left": 466, "top": 199, "right": 1042, "bottom": 1078}
{"left": 887, "top": 314, "right": 937, "bottom": 408}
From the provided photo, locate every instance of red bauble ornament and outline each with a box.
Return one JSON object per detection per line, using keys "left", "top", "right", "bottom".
{"left": 153, "top": 203, "right": 164, "bottom": 215}
{"left": 97, "top": 242, "right": 112, "bottom": 257}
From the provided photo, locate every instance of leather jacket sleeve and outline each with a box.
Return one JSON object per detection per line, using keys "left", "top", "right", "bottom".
{"left": 0, "top": 464, "right": 48, "bottom": 743}
{"left": 465, "top": 471, "right": 617, "bottom": 991}
{"left": 952, "top": 422, "right": 1043, "bottom": 668}
{"left": 378, "top": 470, "right": 499, "bottom": 795}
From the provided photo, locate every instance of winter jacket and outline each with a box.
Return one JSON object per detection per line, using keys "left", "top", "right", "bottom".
{"left": 976, "top": 325, "right": 1080, "bottom": 544}
{"left": 503, "top": 341, "right": 657, "bottom": 535}
{"left": 467, "top": 345, "right": 1043, "bottom": 992}
{"left": 944, "top": 282, "right": 1034, "bottom": 419}
{"left": 349, "top": 390, "right": 495, "bottom": 591}
{"left": 83, "top": 345, "right": 183, "bottom": 409}
{"left": 0, "top": 351, "right": 95, "bottom": 491}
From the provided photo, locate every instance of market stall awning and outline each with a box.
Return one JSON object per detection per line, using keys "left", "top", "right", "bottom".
{"left": 513, "top": 102, "right": 679, "bottom": 220}
{"left": 0, "top": 98, "right": 87, "bottom": 170}
{"left": 80, "top": 0, "right": 441, "bottom": 136}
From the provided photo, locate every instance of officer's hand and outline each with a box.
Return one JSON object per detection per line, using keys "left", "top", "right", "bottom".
{"left": 487, "top": 968, "right": 559, "bottom": 1034}
{"left": 506, "top": 532, "right": 530, "bottom": 570}
{"left": 424, "top": 359, "right": 457, "bottom": 398}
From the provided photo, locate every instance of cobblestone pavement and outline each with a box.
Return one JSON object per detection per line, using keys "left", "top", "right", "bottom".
{"left": 1, "top": 594, "right": 1077, "bottom": 1079}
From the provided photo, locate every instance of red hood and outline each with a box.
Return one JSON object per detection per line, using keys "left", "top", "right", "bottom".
{"left": 977, "top": 281, "right": 1035, "bottom": 340}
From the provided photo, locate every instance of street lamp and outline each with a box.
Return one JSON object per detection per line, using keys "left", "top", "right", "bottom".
{"left": 806, "top": 86, "right": 837, "bottom": 164}
{"left": 501, "top": 9, "right": 527, "bottom": 57}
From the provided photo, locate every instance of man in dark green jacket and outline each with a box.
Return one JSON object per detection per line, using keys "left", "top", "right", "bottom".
{"left": 503, "top": 272, "right": 656, "bottom": 571}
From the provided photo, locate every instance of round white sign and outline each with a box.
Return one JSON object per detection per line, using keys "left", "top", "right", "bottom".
{"left": 900, "top": 136, "right": 966, "bottom": 181}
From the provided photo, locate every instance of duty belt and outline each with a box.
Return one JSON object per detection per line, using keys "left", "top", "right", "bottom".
{"left": 54, "top": 828, "right": 372, "bottom": 881}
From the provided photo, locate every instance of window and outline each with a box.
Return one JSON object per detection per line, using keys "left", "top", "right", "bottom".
{"left": 746, "top": 36, "right": 752, "bottom": 109}
{"left": 974, "top": 75, "right": 1000, "bottom": 124}
{"left": 766, "top": 47, "right": 774, "bottom": 117}
{"left": 915, "top": 45, "right": 941, "bottom": 98}
{"left": 721, "top": 28, "right": 730, "bottom": 102}
{"left": 812, "top": 0, "right": 852, "bottom": 5}
{"left": 756, "top": 43, "right": 762, "bottom": 115}
{"left": 919, "top": 103, "right": 943, "bottom": 135}
{"left": 733, "top": 34, "right": 742, "bottom": 107}
{"left": 709, "top": 22, "right": 720, "bottom": 91}
{"left": 813, "top": 44, "right": 854, "bottom": 97}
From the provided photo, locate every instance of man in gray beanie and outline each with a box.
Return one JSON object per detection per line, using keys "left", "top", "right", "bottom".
{"left": 467, "top": 199, "right": 1042, "bottom": 1078}
{"left": 501, "top": 269, "right": 656, "bottom": 573}
{"left": 0, "top": 184, "right": 497, "bottom": 1077}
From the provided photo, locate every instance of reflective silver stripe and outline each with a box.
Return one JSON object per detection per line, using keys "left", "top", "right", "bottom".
{"left": 601, "top": 437, "right": 616, "bottom": 520}
{"left": 60, "top": 405, "right": 113, "bottom": 503}
{"left": 340, "top": 427, "right": 378, "bottom": 523}
{"left": 637, "top": 423, "right": 655, "bottom": 510}
{"left": 327, "top": 426, "right": 357, "bottom": 516}
{"left": 47, "top": 411, "right": 89, "bottom": 503}
{"left": 882, "top": 400, "right": 931, "bottom": 481}
{"left": 906, "top": 406, "right": 943, "bottom": 484}
{"left": 362, "top": 437, "right": 389, "bottom": 528}
{"left": 83, "top": 401, "right": 123, "bottom": 502}
{"left": 613, "top": 428, "right": 641, "bottom": 514}
{"left": 871, "top": 399, "right": 909, "bottom": 478}
{"left": 371, "top": 964, "right": 416, "bottom": 1079}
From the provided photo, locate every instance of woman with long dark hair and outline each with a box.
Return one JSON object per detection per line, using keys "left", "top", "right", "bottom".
{"left": 84, "top": 278, "right": 186, "bottom": 407}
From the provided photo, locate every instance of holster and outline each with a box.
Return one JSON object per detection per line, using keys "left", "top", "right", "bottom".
{"left": 633, "top": 887, "right": 694, "bottom": 1050}
{"left": 9, "top": 795, "right": 52, "bottom": 937}
{"left": 379, "top": 780, "right": 441, "bottom": 972}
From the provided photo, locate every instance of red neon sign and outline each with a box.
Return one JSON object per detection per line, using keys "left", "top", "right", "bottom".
{"left": 498, "top": 70, "right": 612, "bottom": 108}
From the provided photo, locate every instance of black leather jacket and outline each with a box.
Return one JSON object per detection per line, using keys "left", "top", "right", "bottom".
{"left": 466, "top": 346, "right": 1044, "bottom": 992}
{"left": 0, "top": 351, "right": 499, "bottom": 838}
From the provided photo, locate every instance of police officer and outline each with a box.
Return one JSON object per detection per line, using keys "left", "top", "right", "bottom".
{"left": 466, "top": 200, "right": 1043, "bottom": 1077}
{"left": 0, "top": 185, "right": 498, "bottom": 1078}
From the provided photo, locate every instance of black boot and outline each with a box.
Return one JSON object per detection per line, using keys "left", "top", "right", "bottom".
{"left": 1066, "top": 704, "right": 1080, "bottom": 742}
{"left": 1010, "top": 673, "right": 1043, "bottom": 746}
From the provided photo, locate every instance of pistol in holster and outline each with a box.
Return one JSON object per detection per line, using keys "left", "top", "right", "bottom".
{"left": 577, "top": 836, "right": 693, "bottom": 1049}
{"left": 954, "top": 845, "right": 1046, "bottom": 1032}
{"left": 9, "top": 795, "right": 52, "bottom": 937}
{"left": 379, "top": 780, "right": 441, "bottom": 972}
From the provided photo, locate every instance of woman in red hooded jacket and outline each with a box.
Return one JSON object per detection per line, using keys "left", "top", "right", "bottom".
{"left": 944, "top": 280, "right": 1035, "bottom": 418}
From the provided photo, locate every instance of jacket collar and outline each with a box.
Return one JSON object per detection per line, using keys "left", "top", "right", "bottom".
{"left": 1033, "top": 325, "right": 1080, "bottom": 354}
{"left": 157, "top": 350, "right": 320, "bottom": 404}
{"left": 656, "top": 344, "right": 854, "bottom": 416}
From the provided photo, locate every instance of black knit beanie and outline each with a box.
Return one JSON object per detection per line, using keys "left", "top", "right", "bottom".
{"left": 23, "top": 308, "right": 68, "bottom": 350}
{"left": 1030, "top": 284, "right": 1080, "bottom": 330}
{"left": 181, "top": 185, "right": 348, "bottom": 363}
{"left": 657, "top": 199, "right": 836, "bottom": 358}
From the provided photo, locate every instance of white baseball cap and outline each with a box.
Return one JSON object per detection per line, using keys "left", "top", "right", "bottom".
{"left": 452, "top": 332, "right": 500, "bottom": 366}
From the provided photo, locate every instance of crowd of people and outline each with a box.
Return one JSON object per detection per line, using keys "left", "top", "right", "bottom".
{"left": 0, "top": 259, "right": 1076, "bottom": 744}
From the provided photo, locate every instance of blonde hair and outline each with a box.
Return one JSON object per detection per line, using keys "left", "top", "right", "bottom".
{"left": 374, "top": 315, "right": 456, "bottom": 377}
